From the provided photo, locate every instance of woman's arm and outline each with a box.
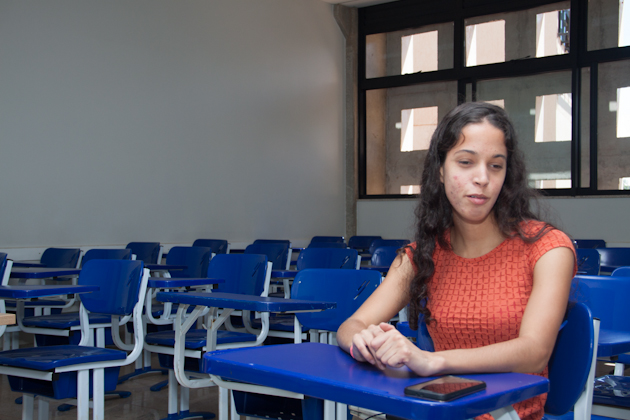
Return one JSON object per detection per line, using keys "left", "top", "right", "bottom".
{"left": 368, "top": 246, "right": 576, "bottom": 376}
{"left": 337, "top": 252, "right": 415, "bottom": 364}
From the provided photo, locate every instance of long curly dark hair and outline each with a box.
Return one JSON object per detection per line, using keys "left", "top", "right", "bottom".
{"left": 408, "top": 102, "right": 552, "bottom": 330}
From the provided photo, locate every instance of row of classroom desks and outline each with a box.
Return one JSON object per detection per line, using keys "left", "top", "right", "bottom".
{"left": 7, "top": 256, "right": 630, "bottom": 419}
{"left": 0, "top": 262, "right": 553, "bottom": 420}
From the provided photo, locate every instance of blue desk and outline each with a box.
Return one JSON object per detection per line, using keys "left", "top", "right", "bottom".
{"left": 203, "top": 342, "right": 549, "bottom": 420}
{"left": 10, "top": 267, "right": 81, "bottom": 280}
{"left": 12, "top": 261, "right": 46, "bottom": 268}
{"left": 147, "top": 277, "right": 224, "bottom": 289}
{"left": 151, "top": 291, "right": 336, "bottom": 419}
{"left": 270, "top": 270, "right": 299, "bottom": 298}
{"left": 0, "top": 284, "right": 97, "bottom": 299}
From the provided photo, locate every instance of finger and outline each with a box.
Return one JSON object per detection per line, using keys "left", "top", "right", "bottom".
{"left": 380, "top": 322, "right": 396, "bottom": 332}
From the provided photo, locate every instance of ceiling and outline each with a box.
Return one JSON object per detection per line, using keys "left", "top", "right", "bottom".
{"left": 321, "top": 0, "right": 399, "bottom": 7}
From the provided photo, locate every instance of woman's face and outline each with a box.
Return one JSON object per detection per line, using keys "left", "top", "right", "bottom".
{"left": 440, "top": 120, "right": 507, "bottom": 228}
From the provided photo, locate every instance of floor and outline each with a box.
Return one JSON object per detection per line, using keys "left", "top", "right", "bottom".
{"left": 1, "top": 332, "right": 220, "bottom": 420}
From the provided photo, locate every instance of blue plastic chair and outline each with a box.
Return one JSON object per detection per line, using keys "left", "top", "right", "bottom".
{"left": 398, "top": 303, "right": 598, "bottom": 420}
{"left": 40, "top": 248, "right": 82, "bottom": 268}
{"left": 193, "top": 239, "right": 230, "bottom": 255}
{"left": 371, "top": 245, "right": 399, "bottom": 267}
{"left": 574, "top": 239, "right": 606, "bottom": 249}
{"left": 571, "top": 274, "right": 630, "bottom": 380}
{"left": 126, "top": 242, "right": 161, "bottom": 264}
{"left": 309, "top": 236, "right": 345, "bottom": 246}
{"left": 144, "top": 254, "right": 272, "bottom": 420}
{"left": 296, "top": 248, "right": 360, "bottom": 270}
{"left": 576, "top": 248, "right": 601, "bottom": 275}
{"left": 347, "top": 235, "right": 382, "bottom": 253}
{"left": 81, "top": 248, "right": 132, "bottom": 266}
{"left": 232, "top": 268, "right": 381, "bottom": 420}
{"left": 307, "top": 242, "right": 348, "bottom": 249}
{"left": 245, "top": 242, "right": 291, "bottom": 270}
{"left": 595, "top": 248, "right": 630, "bottom": 274}
{"left": 165, "top": 246, "right": 211, "bottom": 278}
{"left": 612, "top": 266, "right": 630, "bottom": 277}
{"left": 367, "top": 239, "right": 410, "bottom": 256}
{"left": 0, "top": 260, "right": 149, "bottom": 420}
{"left": 0, "top": 253, "right": 13, "bottom": 340}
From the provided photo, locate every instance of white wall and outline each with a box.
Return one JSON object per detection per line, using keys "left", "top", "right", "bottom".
{"left": 0, "top": 0, "right": 345, "bottom": 257}
{"left": 358, "top": 197, "right": 630, "bottom": 246}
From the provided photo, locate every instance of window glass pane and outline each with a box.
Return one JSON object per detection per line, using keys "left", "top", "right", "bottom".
{"left": 365, "top": 22, "right": 454, "bottom": 79}
{"left": 588, "top": 0, "right": 630, "bottom": 50}
{"left": 465, "top": 2, "right": 570, "bottom": 67}
{"left": 475, "top": 71, "right": 573, "bottom": 190}
{"left": 581, "top": 67, "right": 591, "bottom": 188}
{"left": 365, "top": 82, "right": 458, "bottom": 195}
{"left": 597, "top": 60, "right": 630, "bottom": 189}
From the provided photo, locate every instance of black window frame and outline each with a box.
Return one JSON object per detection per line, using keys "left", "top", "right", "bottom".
{"left": 358, "top": 0, "right": 630, "bottom": 199}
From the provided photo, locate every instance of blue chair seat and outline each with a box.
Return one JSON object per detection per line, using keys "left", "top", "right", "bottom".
{"left": 0, "top": 345, "right": 126, "bottom": 370}
{"left": 252, "top": 314, "right": 295, "bottom": 332}
{"left": 145, "top": 329, "right": 257, "bottom": 349}
{"left": 22, "top": 312, "right": 111, "bottom": 329}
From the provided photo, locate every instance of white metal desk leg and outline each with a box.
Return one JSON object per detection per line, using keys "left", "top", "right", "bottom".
{"left": 77, "top": 370, "right": 89, "bottom": 420}
{"left": 219, "top": 386, "right": 229, "bottom": 420}
{"left": 336, "top": 402, "right": 347, "bottom": 420}
{"left": 37, "top": 398, "right": 49, "bottom": 420}
{"left": 22, "top": 394, "right": 34, "bottom": 420}
{"left": 93, "top": 368, "right": 105, "bottom": 420}
{"left": 489, "top": 406, "right": 520, "bottom": 420}
{"left": 324, "top": 400, "right": 336, "bottom": 420}
{"left": 168, "top": 370, "right": 178, "bottom": 417}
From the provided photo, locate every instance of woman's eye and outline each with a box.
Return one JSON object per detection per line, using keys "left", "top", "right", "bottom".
{"left": 491, "top": 164, "right": 504, "bottom": 170}
{"left": 458, "top": 160, "right": 471, "bottom": 165}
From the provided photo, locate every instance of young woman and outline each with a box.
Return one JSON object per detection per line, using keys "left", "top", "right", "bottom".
{"left": 337, "top": 102, "right": 576, "bottom": 420}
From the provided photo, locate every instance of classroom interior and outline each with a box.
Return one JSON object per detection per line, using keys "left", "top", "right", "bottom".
{"left": 1, "top": 0, "right": 630, "bottom": 419}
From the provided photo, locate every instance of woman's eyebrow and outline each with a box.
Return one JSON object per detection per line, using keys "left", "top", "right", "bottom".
{"left": 454, "top": 149, "right": 507, "bottom": 160}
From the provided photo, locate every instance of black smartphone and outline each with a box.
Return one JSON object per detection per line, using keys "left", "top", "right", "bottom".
{"left": 404, "top": 375, "right": 486, "bottom": 401}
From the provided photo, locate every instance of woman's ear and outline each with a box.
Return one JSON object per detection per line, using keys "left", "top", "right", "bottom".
{"left": 439, "top": 166, "right": 444, "bottom": 183}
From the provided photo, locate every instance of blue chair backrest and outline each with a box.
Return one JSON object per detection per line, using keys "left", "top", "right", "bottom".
{"left": 166, "top": 246, "right": 211, "bottom": 278}
{"left": 307, "top": 242, "right": 347, "bottom": 249}
{"left": 368, "top": 239, "right": 410, "bottom": 256}
{"left": 210, "top": 254, "right": 269, "bottom": 296}
{"left": 193, "top": 239, "right": 229, "bottom": 255}
{"left": 291, "top": 269, "right": 380, "bottom": 332}
{"left": 296, "top": 248, "right": 358, "bottom": 270}
{"left": 309, "top": 236, "right": 345, "bottom": 246}
{"left": 81, "top": 248, "right": 132, "bottom": 267}
{"left": 40, "top": 248, "right": 81, "bottom": 268}
{"left": 576, "top": 248, "right": 600, "bottom": 275}
{"left": 125, "top": 242, "right": 160, "bottom": 264}
{"left": 544, "top": 302, "right": 595, "bottom": 415}
{"left": 347, "top": 236, "right": 382, "bottom": 252}
{"left": 0, "top": 252, "right": 8, "bottom": 282}
{"left": 245, "top": 243, "right": 289, "bottom": 270}
{"left": 79, "top": 260, "right": 145, "bottom": 316}
{"left": 371, "top": 246, "right": 399, "bottom": 267}
{"left": 574, "top": 239, "right": 606, "bottom": 248}
{"left": 254, "top": 239, "right": 291, "bottom": 246}
{"left": 596, "top": 248, "right": 630, "bottom": 272}
{"left": 572, "top": 274, "right": 630, "bottom": 332}
{"left": 612, "top": 266, "right": 630, "bottom": 276}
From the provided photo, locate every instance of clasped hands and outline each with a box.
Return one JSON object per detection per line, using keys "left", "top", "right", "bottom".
{"left": 351, "top": 322, "right": 440, "bottom": 376}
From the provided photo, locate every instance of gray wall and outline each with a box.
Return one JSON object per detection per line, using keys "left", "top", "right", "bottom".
{"left": 0, "top": 0, "right": 345, "bottom": 256}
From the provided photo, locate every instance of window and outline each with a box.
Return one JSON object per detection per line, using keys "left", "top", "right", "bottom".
{"left": 400, "top": 106, "right": 438, "bottom": 152}
{"left": 359, "top": 0, "right": 630, "bottom": 197}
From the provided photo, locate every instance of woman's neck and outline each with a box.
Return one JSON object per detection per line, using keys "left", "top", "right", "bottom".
{"left": 449, "top": 217, "right": 506, "bottom": 259}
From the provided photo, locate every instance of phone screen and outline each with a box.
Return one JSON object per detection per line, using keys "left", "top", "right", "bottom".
{"left": 404, "top": 376, "right": 486, "bottom": 401}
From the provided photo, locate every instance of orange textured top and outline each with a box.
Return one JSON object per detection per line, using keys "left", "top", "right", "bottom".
{"left": 405, "top": 220, "right": 575, "bottom": 420}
